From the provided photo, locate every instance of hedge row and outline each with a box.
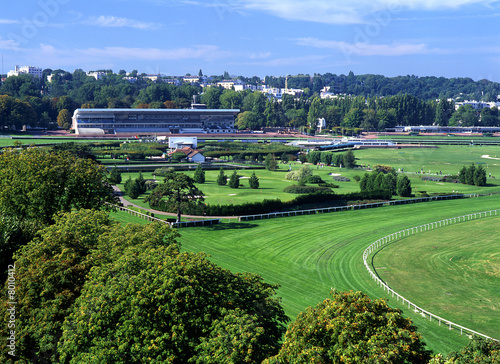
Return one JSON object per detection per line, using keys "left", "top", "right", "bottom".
{"left": 148, "top": 190, "right": 393, "bottom": 216}
{"left": 283, "top": 185, "right": 332, "bottom": 194}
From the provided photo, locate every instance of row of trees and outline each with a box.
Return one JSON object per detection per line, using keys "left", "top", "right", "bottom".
{"left": 458, "top": 164, "right": 487, "bottom": 186}
{"left": 3, "top": 69, "right": 500, "bottom": 132}
{"left": 360, "top": 167, "right": 412, "bottom": 197}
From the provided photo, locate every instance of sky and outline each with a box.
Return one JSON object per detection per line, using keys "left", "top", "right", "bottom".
{"left": 1, "top": 0, "right": 500, "bottom": 81}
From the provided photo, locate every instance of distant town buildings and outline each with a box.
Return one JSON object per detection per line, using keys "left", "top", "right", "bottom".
{"left": 86, "top": 71, "right": 107, "bottom": 80}
{"left": 7, "top": 65, "right": 42, "bottom": 78}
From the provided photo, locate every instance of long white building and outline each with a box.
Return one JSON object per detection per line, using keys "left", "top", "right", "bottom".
{"left": 72, "top": 108, "right": 239, "bottom": 135}
{"left": 7, "top": 65, "right": 42, "bottom": 78}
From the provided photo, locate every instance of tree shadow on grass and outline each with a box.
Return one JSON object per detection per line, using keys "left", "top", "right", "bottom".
{"left": 206, "top": 222, "right": 260, "bottom": 231}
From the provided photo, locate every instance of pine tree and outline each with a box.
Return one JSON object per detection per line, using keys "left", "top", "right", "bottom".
{"left": 229, "top": 170, "right": 240, "bottom": 189}
{"left": 249, "top": 172, "right": 259, "bottom": 189}
{"left": 396, "top": 175, "right": 412, "bottom": 197}
{"left": 265, "top": 153, "right": 278, "bottom": 171}
{"left": 216, "top": 167, "right": 227, "bottom": 186}
{"left": 193, "top": 164, "right": 205, "bottom": 184}
{"left": 109, "top": 167, "right": 122, "bottom": 184}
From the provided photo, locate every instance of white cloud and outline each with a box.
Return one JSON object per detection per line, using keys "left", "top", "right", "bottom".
{"left": 245, "top": 54, "right": 329, "bottom": 67}
{"left": 296, "top": 37, "right": 440, "bottom": 56}
{"left": 231, "top": 0, "right": 497, "bottom": 24}
{"left": 0, "top": 37, "right": 21, "bottom": 51}
{"left": 76, "top": 44, "right": 230, "bottom": 61}
{"left": 84, "top": 15, "right": 162, "bottom": 30}
{"left": 0, "top": 19, "right": 20, "bottom": 25}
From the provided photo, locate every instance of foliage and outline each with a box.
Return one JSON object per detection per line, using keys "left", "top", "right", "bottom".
{"left": 264, "top": 290, "right": 432, "bottom": 364}
{"left": 57, "top": 108, "right": 72, "bottom": 129}
{"left": 360, "top": 169, "right": 397, "bottom": 196}
{"left": 193, "top": 163, "right": 206, "bottom": 184}
{"left": 228, "top": 170, "right": 240, "bottom": 189}
{"left": 145, "top": 171, "right": 204, "bottom": 222}
{"left": 445, "top": 337, "right": 500, "bottom": 363}
{"left": 397, "top": 175, "right": 413, "bottom": 197}
{"left": 58, "top": 249, "right": 288, "bottom": 364}
{"left": 109, "top": 167, "right": 122, "bottom": 184}
{"left": 0, "top": 210, "right": 116, "bottom": 363}
{"left": 283, "top": 185, "right": 332, "bottom": 194}
{"left": 216, "top": 167, "right": 227, "bottom": 186}
{"left": 286, "top": 165, "right": 313, "bottom": 181}
{"left": 307, "top": 151, "right": 321, "bottom": 165}
{"left": 343, "top": 149, "right": 356, "bottom": 169}
{"left": 306, "top": 175, "right": 324, "bottom": 184}
{"left": 265, "top": 153, "right": 278, "bottom": 171}
{"left": 154, "top": 166, "right": 175, "bottom": 176}
{"left": 249, "top": 171, "right": 260, "bottom": 189}
{"left": 458, "top": 164, "right": 486, "bottom": 186}
{"left": 0, "top": 148, "right": 117, "bottom": 225}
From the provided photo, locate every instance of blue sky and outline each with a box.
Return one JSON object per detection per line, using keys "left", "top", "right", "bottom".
{"left": 1, "top": 0, "right": 500, "bottom": 81}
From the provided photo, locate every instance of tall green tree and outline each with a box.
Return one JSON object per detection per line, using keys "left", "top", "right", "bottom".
{"left": 397, "top": 175, "right": 412, "bottom": 197}
{"left": 145, "top": 171, "right": 204, "bottom": 222}
{"left": 193, "top": 163, "right": 206, "bottom": 184}
{"left": 249, "top": 171, "right": 259, "bottom": 189}
{"left": 57, "top": 108, "right": 72, "bottom": 129}
{"left": 343, "top": 149, "right": 356, "bottom": 169}
{"left": 109, "top": 167, "right": 122, "bottom": 184}
{"left": 265, "top": 153, "right": 278, "bottom": 171}
{"left": 264, "top": 290, "right": 431, "bottom": 364}
{"left": 228, "top": 170, "right": 240, "bottom": 189}
{"left": 58, "top": 249, "right": 288, "bottom": 364}
{"left": 0, "top": 148, "right": 117, "bottom": 225}
{"left": 216, "top": 167, "right": 227, "bottom": 186}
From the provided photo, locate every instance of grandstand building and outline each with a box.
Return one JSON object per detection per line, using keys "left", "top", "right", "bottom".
{"left": 72, "top": 108, "right": 239, "bottom": 135}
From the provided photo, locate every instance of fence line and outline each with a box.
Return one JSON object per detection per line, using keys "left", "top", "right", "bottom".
{"left": 363, "top": 209, "right": 499, "bottom": 342}
{"left": 112, "top": 204, "right": 220, "bottom": 228}
{"left": 239, "top": 194, "right": 478, "bottom": 222}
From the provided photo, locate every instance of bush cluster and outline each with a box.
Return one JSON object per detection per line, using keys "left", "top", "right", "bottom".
{"left": 283, "top": 185, "right": 332, "bottom": 194}
{"left": 459, "top": 164, "right": 487, "bottom": 186}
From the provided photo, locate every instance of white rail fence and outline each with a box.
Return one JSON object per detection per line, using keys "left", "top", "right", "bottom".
{"left": 363, "top": 209, "right": 499, "bottom": 341}
{"left": 239, "top": 194, "right": 475, "bottom": 222}
{"left": 113, "top": 204, "right": 220, "bottom": 228}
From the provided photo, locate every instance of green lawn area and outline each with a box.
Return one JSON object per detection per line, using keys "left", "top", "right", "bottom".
{"left": 118, "top": 145, "right": 500, "bottom": 209}
{"left": 172, "top": 195, "right": 500, "bottom": 356}
{"left": 374, "top": 217, "right": 500, "bottom": 339}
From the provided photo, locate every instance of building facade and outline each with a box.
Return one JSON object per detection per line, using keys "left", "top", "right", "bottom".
{"left": 7, "top": 65, "right": 42, "bottom": 78}
{"left": 72, "top": 108, "right": 239, "bottom": 135}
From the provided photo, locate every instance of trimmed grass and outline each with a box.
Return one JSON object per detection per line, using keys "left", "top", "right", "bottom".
{"left": 374, "top": 217, "right": 500, "bottom": 339}
{"left": 174, "top": 195, "right": 500, "bottom": 355}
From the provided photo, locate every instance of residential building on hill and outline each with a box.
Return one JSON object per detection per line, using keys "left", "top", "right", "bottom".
{"left": 7, "top": 65, "right": 42, "bottom": 78}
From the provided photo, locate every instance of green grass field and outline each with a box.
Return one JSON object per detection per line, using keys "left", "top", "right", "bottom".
{"left": 374, "top": 217, "right": 500, "bottom": 339}
{"left": 118, "top": 144, "right": 500, "bottom": 209}
{"left": 170, "top": 195, "right": 500, "bottom": 355}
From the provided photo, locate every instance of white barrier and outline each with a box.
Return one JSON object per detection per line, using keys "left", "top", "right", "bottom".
{"left": 363, "top": 209, "right": 499, "bottom": 341}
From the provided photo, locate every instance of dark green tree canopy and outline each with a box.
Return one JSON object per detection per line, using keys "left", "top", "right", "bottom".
{"left": 59, "top": 249, "right": 288, "bottom": 364}
{"left": 145, "top": 171, "right": 204, "bottom": 222}
{"left": 0, "top": 148, "right": 118, "bottom": 225}
{"left": 264, "top": 290, "right": 431, "bottom": 364}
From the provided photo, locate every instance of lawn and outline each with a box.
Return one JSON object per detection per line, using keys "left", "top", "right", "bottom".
{"left": 117, "top": 144, "right": 500, "bottom": 210}
{"left": 174, "top": 194, "right": 500, "bottom": 355}
{"left": 374, "top": 217, "right": 500, "bottom": 339}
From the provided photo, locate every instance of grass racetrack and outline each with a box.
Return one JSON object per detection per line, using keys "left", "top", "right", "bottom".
{"left": 175, "top": 194, "right": 500, "bottom": 355}
{"left": 374, "top": 217, "right": 500, "bottom": 339}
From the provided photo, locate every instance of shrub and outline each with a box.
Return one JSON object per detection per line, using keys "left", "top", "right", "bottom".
{"left": 352, "top": 175, "right": 360, "bottom": 182}
{"left": 283, "top": 185, "right": 332, "bottom": 194}
{"left": 332, "top": 176, "right": 351, "bottom": 182}
{"left": 286, "top": 165, "right": 313, "bottom": 181}
{"left": 306, "top": 175, "right": 323, "bottom": 184}
{"left": 145, "top": 180, "right": 158, "bottom": 190}
{"left": 421, "top": 176, "right": 443, "bottom": 182}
